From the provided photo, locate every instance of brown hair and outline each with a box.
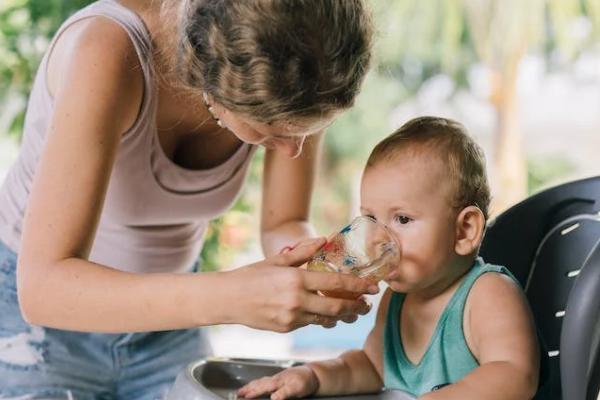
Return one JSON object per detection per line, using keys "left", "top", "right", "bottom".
{"left": 175, "top": 0, "right": 373, "bottom": 123}
{"left": 366, "top": 116, "right": 491, "bottom": 220}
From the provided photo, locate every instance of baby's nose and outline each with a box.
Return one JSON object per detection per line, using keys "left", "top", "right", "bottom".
{"left": 364, "top": 225, "right": 393, "bottom": 257}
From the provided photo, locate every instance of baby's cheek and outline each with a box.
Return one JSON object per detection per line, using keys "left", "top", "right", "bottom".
{"left": 393, "top": 262, "right": 422, "bottom": 285}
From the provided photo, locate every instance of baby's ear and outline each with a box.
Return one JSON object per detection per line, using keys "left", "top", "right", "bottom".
{"left": 454, "top": 206, "right": 485, "bottom": 256}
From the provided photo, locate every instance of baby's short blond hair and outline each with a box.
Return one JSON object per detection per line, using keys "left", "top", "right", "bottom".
{"left": 366, "top": 116, "right": 491, "bottom": 220}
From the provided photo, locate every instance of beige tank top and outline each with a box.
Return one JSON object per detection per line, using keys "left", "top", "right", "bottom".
{"left": 0, "top": 0, "right": 257, "bottom": 273}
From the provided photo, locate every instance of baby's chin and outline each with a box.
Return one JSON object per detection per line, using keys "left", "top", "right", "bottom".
{"left": 385, "top": 279, "right": 415, "bottom": 293}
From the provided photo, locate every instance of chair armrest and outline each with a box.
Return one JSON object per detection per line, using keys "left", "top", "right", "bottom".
{"left": 561, "top": 241, "right": 600, "bottom": 400}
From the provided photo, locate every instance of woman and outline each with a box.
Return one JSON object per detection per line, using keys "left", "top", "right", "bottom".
{"left": 0, "top": 0, "right": 375, "bottom": 398}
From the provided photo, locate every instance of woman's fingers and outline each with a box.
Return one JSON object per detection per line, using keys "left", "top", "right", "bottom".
{"left": 279, "top": 235, "right": 327, "bottom": 254}
{"left": 293, "top": 293, "right": 372, "bottom": 328}
{"left": 301, "top": 270, "right": 379, "bottom": 297}
{"left": 299, "top": 293, "right": 373, "bottom": 327}
{"left": 294, "top": 274, "right": 376, "bottom": 328}
{"left": 233, "top": 250, "right": 377, "bottom": 333}
{"left": 298, "top": 311, "right": 338, "bottom": 328}
{"left": 274, "top": 237, "right": 326, "bottom": 267}
{"left": 340, "top": 314, "right": 359, "bottom": 324}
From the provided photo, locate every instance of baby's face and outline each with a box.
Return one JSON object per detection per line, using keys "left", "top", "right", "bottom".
{"left": 360, "top": 150, "right": 461, "bottom": 294}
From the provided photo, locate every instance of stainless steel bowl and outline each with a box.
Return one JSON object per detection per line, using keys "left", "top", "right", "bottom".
{"left": 167, "top": 358, "right": 415, "bottom": 400}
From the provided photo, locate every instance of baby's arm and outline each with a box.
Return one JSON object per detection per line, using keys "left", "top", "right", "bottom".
{"left": 238, "top": 289, "right": 393, "bottom": 399}
{"left": 420, "top": 273, "right": 540, "bottom": 400}
{"left": 309, "top": 289, "right": 392, "bottom": 396}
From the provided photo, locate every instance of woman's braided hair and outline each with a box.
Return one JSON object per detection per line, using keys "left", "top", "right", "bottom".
{"left": 176, "top": 0, "right": 373, "bottom": 123}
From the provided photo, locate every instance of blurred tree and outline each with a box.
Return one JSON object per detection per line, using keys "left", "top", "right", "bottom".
{"left": 369, "top": 0, "right": 600, "bottom": 213}
{"left": 199, "top": 150, "right": 263, "bottom": 272}
{"left": 0, "top": 0, "right": 94, "bottom": 138}
{"left": 527, "top": 154, "right": 577, "bottom": 195}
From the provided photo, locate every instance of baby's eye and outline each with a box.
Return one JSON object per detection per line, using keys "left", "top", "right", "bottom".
{"left": 394, "top": 215, "right": 412, "bottom": 225}
{"left": 364, "top": 214, "right": 377, "bottom": 222}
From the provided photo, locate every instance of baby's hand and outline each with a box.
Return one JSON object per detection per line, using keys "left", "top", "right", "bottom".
{"left": 237, "top": 365, "right": 319, "bottom": 400}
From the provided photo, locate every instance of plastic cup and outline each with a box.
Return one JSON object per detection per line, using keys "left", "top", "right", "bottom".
{"left": 307, "top": 215, "right": 400, "bottom": 299}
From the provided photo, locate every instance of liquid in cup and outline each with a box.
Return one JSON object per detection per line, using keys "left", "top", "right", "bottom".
{"left": 307, "top": 216, "right": 400, "bottom": 299}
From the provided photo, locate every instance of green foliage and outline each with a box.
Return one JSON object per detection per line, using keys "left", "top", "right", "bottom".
{"left": 199, "top": 150, "right": 264, "bottom": 272}
{"left": 584, "top": 0, "right": 600, "bottom": 37}
{"left": 373, "top": 0, "right": 600, "bottom": 84}
{"left": 198, "top": 196, "right": 254, "bottom": 272}
{"left": 527, "top": 154, "right": 577, "bottom": 194}
{"left": 373, "top": 0, "right": 475, "bottom": 92}
{"left": 325, "top": 72, "right": 406, "bottom": 164}
{"left": 197, "top": 217, "right": 224, "bottom": 273}
{"left": 0, "top": 0, "right": 93, "bottom": 137}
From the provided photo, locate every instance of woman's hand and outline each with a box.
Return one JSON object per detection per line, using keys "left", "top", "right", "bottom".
{"left": 224, "top": 238, "right": 379, "bottom": 332}
{"left": 237, "top": 365, "right": 319, "bottom": 400}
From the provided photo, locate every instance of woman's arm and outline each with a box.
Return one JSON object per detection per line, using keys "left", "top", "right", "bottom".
{"left": 260, "top": 133, "right": 324, "bottom": 257}
{"left": 17, "top": 17, "right": 213, "bottom": 332}
{"left": 419, "top": 273, "right": 540, "bottom": 400}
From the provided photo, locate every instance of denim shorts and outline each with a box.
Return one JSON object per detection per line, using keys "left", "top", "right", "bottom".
{"left": 0, "top": 240, "right": 212, "bottom": 399}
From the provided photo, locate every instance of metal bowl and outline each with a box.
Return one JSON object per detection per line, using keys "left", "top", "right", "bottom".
{"left": 167, "top": 358, "right": 416, "bottom": 400}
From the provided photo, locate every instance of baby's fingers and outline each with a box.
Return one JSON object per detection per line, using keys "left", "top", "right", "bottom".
{"left": 271, "top": 384, "right": 302, "bottom": 400}
{"left": 238, "top": 376, "right": 281, "bottom": 398}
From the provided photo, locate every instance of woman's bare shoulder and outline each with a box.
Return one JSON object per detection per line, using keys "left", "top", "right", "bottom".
{"left": 47, "top": 16, "right": 143, "bottom": 101}
{"left": 47, "top": 16, "right": 145, "bottom": 135}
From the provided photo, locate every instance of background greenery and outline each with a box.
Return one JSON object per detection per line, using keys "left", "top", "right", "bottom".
{"left": 1, "top": 0, "right": 597, "bottom": 271}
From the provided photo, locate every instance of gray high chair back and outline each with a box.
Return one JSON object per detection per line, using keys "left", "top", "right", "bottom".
{"left": 479, "top": 176, "right": 600, "bottom": 400}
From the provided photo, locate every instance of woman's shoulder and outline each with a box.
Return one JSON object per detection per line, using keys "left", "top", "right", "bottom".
{"left": 46, "top": 16, "right": 145, "bottom": 135}
{"left": 47, "top": 16, "right": 144, "bottom": 99}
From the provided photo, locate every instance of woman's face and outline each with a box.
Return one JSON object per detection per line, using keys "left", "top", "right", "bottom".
{"left": 204, "top": 94, "right": 336, "bottom": 158}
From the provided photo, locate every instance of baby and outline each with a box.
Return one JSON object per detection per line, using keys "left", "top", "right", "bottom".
{"left": 238, "top": 116, "right": 540, "bottom": 399}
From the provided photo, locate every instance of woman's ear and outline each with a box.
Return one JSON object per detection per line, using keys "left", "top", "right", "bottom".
{"left": 454, "top": 206, "right": 486, "bottom": 256}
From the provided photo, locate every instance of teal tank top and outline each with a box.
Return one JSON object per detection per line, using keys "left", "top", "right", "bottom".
{"left": 383, "top": 258, "right": 517, "bottom": 396}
